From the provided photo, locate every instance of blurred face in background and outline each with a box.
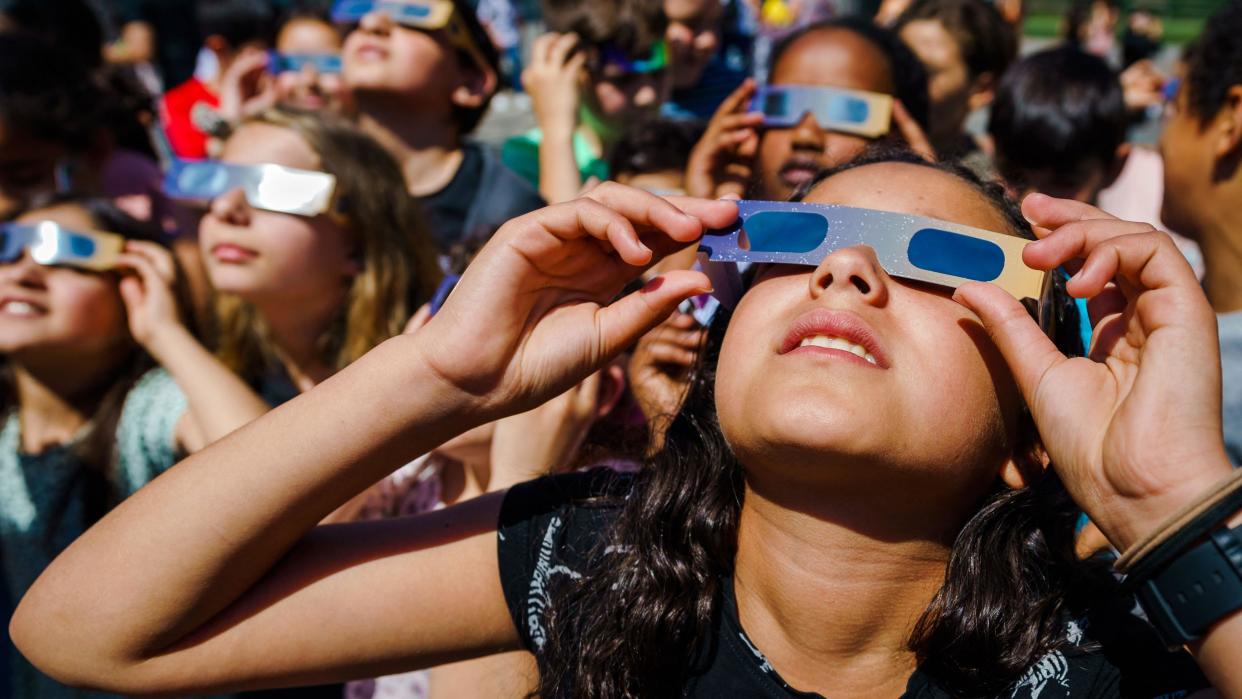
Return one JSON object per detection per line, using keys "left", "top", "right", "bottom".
{"left": 198, "top": 123, "right": 357, "bottom": 309}
{"left": 0, "top": 203, "right": 129, "bottom": 361}
{"left": 274, "top": 17, "right": 352, "bottom": 114}
{"left": 341, "top": 8, "right": 483, "bottom": 124}
{"left": 757, "top": 27, "right": 895, "bottom": 201}
{"left": 665, "top": 0, "right": 724, "bottom": 89}
{"left": 1159, "top": 80, "right": 1215, "bottom": 239}
{"left": 899, "top": 18, "right": 982, "bottom": 152}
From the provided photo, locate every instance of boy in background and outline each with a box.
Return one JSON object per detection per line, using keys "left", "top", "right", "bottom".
{"left": 339, "top": 0, "right": 544, "bottom": 252}
{"left": 503, "top": 0, "right": 671, "bottom": 203}
{"left": 1157, "top": 0, "right": 1242, "bottom": 463}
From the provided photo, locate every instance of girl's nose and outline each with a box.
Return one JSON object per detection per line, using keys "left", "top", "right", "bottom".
{"left": 809, "top": 245, "right": 890, "bottom": 308}
{"left": 208, "top": 187, "right": 253, "bottom": 226}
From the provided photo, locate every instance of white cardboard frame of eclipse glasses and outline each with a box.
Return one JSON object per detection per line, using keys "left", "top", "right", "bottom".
{"left": 163, "top": 159, "right": 339, "bottom": 217}
{"left": 697, "top": 200, "right": 1048, "bottom": 311}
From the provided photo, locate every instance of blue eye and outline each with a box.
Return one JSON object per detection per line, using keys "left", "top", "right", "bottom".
{"left": 739, "top": 211, "right": 828, "bottom": 253}
{"left": 906, "top": 228, "right": 1006, "bottom": 281}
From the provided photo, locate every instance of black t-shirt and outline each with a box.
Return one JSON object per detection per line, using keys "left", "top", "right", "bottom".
{"left": 419, "top": 141, "right": 545, "bottom": 256}
{"left": 497, "top": 470, "right": 1211, "bottom": 698}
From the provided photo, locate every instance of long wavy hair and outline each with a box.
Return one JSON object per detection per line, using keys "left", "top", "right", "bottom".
{"left": 213, "top": 107, "right": 441, "bottom": 383}
{"left": 535, "top": 149, "right": 1107, "bottom": 697}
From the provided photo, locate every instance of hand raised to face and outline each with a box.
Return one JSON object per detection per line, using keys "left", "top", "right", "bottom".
{"left": 412, "top": 182, "right": 736, "bottom": 421}
{"left": 954, "top": 194, "right": 1232, "bottom": 552}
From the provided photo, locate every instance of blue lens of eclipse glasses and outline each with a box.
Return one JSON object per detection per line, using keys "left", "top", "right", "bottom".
{"left": 268, "top": 52, "right": 343, "bottom": 74}
{"left": 332, "top": 0, "right": 434, "bottom": 23}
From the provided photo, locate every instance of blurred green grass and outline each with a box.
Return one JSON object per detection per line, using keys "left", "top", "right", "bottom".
{"left": 1022, "top": 13, "right": 1205, "bottom": 41}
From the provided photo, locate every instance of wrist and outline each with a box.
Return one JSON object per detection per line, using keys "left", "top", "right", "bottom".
{"left": 1099, "top": 455, "right": 1237, "bottom": 553}
{"left": 141, "top": 323, "right": 194, "bottom": 361}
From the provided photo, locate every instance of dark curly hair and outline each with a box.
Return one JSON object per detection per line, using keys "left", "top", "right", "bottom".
{"left": 1182, "top": 0, "right": 1242, "bottom": 127}
{"left": 533, "top": 146, "right": 1102, "bottom": 698}
{"left": 769, "top": 16, "right": 931, "bottom": 130}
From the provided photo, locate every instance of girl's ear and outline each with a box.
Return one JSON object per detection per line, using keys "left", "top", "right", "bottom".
{"left": 450, "top": 63, "right": 498, "bottom": 111}
{"left": 999, "top": 441, "right": 1050, "bottom": 489}
{"left": 594, "top": 362, "right": 628, "bottom": 420}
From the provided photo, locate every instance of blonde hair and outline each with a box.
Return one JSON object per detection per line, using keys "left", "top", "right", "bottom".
{"left": 214, "top": 107, "right": 441, "bottom": 382}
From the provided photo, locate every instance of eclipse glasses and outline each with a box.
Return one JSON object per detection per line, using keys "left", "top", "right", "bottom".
{"left": 163, "top": 159, "right": 339, "bottom": 217}
{"left": 268, "top": 52, "right": 342, "bottom": 74}
{"left": 699, "top": 200, "right": 1051, "bottom": 323}
{"left": 752, "top": 84, "right": 893, "bottom": 138}
{"left": 594, "top": 40, "right": 669, "bottom": 76}
{"left": 330, "top": 0, "right": 490, "bottom": 73}
{"left": 0, "top": 221, "right": 124, "bottom": 271}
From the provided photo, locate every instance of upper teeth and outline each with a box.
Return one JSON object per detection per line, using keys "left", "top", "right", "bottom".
{"left": 1, "top": 301, "right": 39, "bottom": 315}
{"left": 798, "top": 335, "right": 877, "bottom": 365}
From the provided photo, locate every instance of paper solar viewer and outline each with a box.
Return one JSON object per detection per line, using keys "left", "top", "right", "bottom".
{"left": 0, "top": 221, "right": 124, "bottom": 271}
{"left": 752, "top": 85, "right": 893, "bottom": 139}
{"left": 163, "top": 159, "right": 339, "bottom": 217}
{"left": 330, "top": 0, "right": 489, "bottom": 72}
{"left": 698, "top": 200, "right": 1049, "bottom": 313}
{"left": 268, "top": 52, "right": 343, "bottom": 74}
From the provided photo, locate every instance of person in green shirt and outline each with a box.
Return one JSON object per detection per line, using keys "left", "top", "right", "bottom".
{"left": 503, "top": 0, "right": 672, "bottom": 203}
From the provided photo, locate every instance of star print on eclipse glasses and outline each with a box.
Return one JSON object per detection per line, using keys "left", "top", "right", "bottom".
{"left": 698, "top": 200, "right": 1053, "bottom": 329}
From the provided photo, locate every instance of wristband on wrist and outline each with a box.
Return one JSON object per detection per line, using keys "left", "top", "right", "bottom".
{"left": 1114, "top": 469, "right": 1242, "bottom": 649}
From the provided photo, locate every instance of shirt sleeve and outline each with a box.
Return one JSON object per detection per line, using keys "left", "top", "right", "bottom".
{"left": 496, "top": 469, "right": 629, "bottom": 653}
{"left": 500, "top": 131, "right": 542, "bottom": 190}
{"left": 114, "top": 367, "right": 188, "bottom": 494}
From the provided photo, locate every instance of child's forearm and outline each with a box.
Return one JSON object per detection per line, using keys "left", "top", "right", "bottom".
{"left": 144, "top": 325, "right": 271, "bottom": 451}
{"left": 538, "top": 127, "right": 584, "bottom": 204}
{"left": 11, "top": 333, "right": 480, "bottom": 676}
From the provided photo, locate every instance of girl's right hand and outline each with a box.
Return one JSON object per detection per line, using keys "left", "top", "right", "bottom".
{"left": 116, "top": 240, "right": 186, "bottom": 357}
{"left": 685, "top": 78, "right": 763, "bottom": 199}
{"left": 415, "top": 183, "right": 736, "bottom": 420}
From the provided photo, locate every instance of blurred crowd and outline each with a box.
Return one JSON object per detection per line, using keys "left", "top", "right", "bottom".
{"left": 2, "top": 0, "right": 1241, "bottom": 696}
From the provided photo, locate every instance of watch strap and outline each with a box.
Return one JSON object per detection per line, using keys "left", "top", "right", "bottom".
{"left": 1135, "top": 524, "right": 1242, "bottom": 649}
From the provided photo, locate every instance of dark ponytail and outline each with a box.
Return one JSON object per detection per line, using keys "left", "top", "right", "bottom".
{"left": 534, "top": 147, "right": 1103, "bottom": 697}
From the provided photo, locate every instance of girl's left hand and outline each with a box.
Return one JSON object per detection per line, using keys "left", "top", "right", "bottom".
{"left": 116, "top": 240, "right": 187, "bottom": 357}
{"left": 954, "top": 195, "right": 1232, "bottom": 553}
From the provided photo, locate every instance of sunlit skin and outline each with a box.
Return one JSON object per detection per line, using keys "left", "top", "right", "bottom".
{"left": 0, "top": 203, "right": 129, "bottom": 363}
{"left": 274, "top": 17, "right": 348, "bottom": 113}
{"left": 342, "top": 11, "right": 467, "bottom": 121}
{"left": 1159, "top": 85, "right": 1212, "bottom": 240}
{"left": 720, "top": 161, "right": 1022, "bottom": 497}
{"left": 198, "top": 122, "right": 357, "bottom": 308}
{"left": 719, "top": 162, "right": 1030, "bottom": 691}
{"left": 757, "top": 28, "right": 897, "bottom": 201}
